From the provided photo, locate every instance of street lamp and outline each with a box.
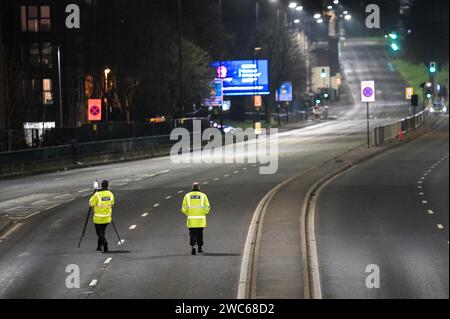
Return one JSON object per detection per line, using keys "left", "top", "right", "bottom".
{"left": 333, "top": 0, "right": 339, "bottom": 4}
{"left": 294, "top": 19, "right": 300, "bottom": 24}
{"left": 104, "top": 68, "right": 111, "bottom": 122}
{"left": 344, "top": 14, "right": 351, "bottom": 20}
{"left": 313, "top": 13, "right": 321, "bottom": 19}
{"left": 316, "top": 18, "right": 324, "bottom": 23}
{"left": 288, "top": 2, "right": 297, "bottom": 9}
{"left": 296, "top": 5, "right": 303, "bottom": 11}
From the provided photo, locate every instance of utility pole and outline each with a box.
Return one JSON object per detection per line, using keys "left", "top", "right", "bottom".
{"left": 57, "top": 46, "right": 63, "bottom": 128}
{"left": 177, "top": 0, "right": 184, "bottom": 115}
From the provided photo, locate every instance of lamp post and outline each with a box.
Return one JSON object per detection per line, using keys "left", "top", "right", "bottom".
{"left": 104, "top": 68, "right": 111, "bottom": 122}
{"left": 57, "top": 45, "right": 63, "bottom": 128}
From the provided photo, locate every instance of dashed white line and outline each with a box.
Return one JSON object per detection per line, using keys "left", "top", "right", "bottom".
{"left": 437, "top": 224, "right": 444, "bottom": 230}
{"left": 89, "top": 279, "right": 98, "bottom": 287}
{"left": 165, "top": 196, "right": 172, "bottom": 200}
{"left": 428, "top": 210, "right": 434, "bottom": 215}
{"left": 104, "top": 257, "right": 112, "bottom": 264}
{"left": 419, "top": 192, "right": 424, "bottom": 196}
{"left": 153, "top": 203, "right": 160, "bottom": 207}
{"left": 5, "top": 206, "right": 23, "bottom": 212}
{"left": 224, "top": 174, "right": 230, "bottom": 178}
{"left": 422, "top": 200, "right": 428, "bottom": 204}
{"left": 214, "top": 178, "right": 220, "bottom": 181}
{"left": 202, "top": 182, "right": 209, "bottom": 185}
{"left": 118, "top": 239, "right": 126, "bottom": 245}
{"left": 54, "top": 194, "right": 71, "bottom": 199}
{"left": 178, "top": 190, "right": 184, "bottom": 194}
{"left": 129, "top": 225, "right": 137, "bottom": 230}
{"left": 134, "top": 178, "right": 143, "bottom": 181}
{"left": 31, "top": 200, "right": 47, "bottom": 205}
{"left": 141, "top": 213, "right": 149, "bottom": 217}
{"left": 234, "top": 171, "right": 239, "bottom": 174}
{"left": 77, "top": 189, "right": 90, "bottom": 193}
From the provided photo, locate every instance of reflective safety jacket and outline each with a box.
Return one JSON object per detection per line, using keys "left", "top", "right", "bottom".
{"left": 181, "top": 191, "right": 211, "bottom": 228}
{"left": 89, "top": 190, "right": 115, "bottom": 224}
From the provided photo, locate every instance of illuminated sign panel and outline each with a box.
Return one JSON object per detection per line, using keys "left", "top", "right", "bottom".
{"left": 88, "top": 99, "right": 102, "bottom": 121}
{"left": 211, "top": 60, "right": 270, "bottom": 96}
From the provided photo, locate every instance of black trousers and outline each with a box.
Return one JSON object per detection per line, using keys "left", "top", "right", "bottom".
{"left": 95, "top": 223, "right": 109, "bottom": 248}
{"left": 189, "top": 228, "right": 204, "bottom": 247}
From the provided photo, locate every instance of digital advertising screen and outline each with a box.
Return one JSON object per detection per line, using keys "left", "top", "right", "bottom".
{"left": 211, "top": 60, "right": 270, "bottom": 96}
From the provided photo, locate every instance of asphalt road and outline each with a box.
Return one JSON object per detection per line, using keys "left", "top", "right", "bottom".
{"left": 0, "top": 38, "right": 416, "bottom": 299}
{"left": 316, "top": 117, "right": 449, "bottom": 299}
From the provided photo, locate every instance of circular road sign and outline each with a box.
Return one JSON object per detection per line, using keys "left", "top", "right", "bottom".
{"left": 363, "top": 87, "right": 374, "bottom": 98}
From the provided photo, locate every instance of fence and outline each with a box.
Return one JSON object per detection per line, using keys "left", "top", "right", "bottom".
{"left": 373, "top": 111, "right": 428, "bottom": 146}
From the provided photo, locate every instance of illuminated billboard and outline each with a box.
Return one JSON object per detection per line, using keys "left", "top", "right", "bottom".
{"left": 211, "top": 60, "right": 270, "bottom": 96}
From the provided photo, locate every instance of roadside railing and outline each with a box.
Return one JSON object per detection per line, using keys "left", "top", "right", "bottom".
{"left": 373, "top": 111, "right": 428, "bottom": 146}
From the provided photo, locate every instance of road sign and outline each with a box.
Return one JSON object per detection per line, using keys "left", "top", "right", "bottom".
{"left": 361, "top": 81, "right": 375, "bottom": 102}
{"left": 276, "top": 82, "right": 293, "bottom": 102}
{"left": 88, "top": 99, "right": 102, "bottom": 121}
{"left": 254, "top": 95, "right": 262, "bottom": 108}
{"left": 405, "top": 87, "right": 414, "bottom": 100}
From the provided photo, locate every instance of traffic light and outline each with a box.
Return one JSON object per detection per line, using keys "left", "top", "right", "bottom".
{"left": 425, "top": 88, "right": 433, "bottom": 99}
{"left": 387, "top": 31, "right": 400, "bottom": 52}
{"left": 429, "top": 62, "right": 437, "bottom": 73}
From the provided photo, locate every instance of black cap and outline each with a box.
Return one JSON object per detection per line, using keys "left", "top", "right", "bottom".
{"left": 101, "top": 180, "right": 109, "bottom": 189}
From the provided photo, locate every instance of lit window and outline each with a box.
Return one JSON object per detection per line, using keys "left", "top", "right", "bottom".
{"left": 21, "top": 5, "right": 51, "bottom": 32}
{"left": 42, "top": 79, "right": 53, "bottom": 105}
{"left": 40, "top": 6, "right": 51, "bottom": 31}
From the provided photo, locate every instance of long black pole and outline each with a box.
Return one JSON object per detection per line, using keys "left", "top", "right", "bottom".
{"left": 367, "top": 102, "right": 370, "bottom": 148}
{"left": 78, "top": 207, "right": 92, "bottom": 248}
{"left": 111, "top": 221, "right": 123, "bottom": 245}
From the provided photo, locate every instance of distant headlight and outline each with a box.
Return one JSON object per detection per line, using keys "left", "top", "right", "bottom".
{"left": 430, "top": 107, "right": 435, "bottom": 113}
{"left": 443, "top": 107, "right": 448, "bottom": 113}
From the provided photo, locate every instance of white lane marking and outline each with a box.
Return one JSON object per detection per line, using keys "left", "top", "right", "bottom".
{"left": 419, "top": 192, "right": 424, "bottom": 196}
{"left": 77, "top": 189, "right": 90, "bottom": 193}
{"left": 116, "top": 182, "right": 128, "bottom": 186}
{"left": 54, "top": 194, "right": 71, "bottom": 199}
{"left": 214, "top": 178, "right": 220, "bottom": 181}
{"left": 418, "top": 181, "right": 423, "bottom": 184}
{"left": 81, "top": 193, "right": 91, "bottom": 198}
{"left": 224, "top": 174, "right": 230, "bottom": 177}
{"left": 44, "top": 204, "right": 59, "bottom": 211}
{"left": 422, "top": 200, "right": 428, "bottom": 204}
{"left": 420, "top": 177, "right": 425, "bottom": 180}
{"left": 134, "top": 178, "right": 143, "bottom": 181}
{"left": 158, "top": 169, "right": 170, "bottom": 174}
{"left": 418, "top": 186, "right": 423, "bottom": 189}
{"left": 104, "top": 257, "right": 112, "bottom": 264}
{"left": 165, "top": 196, "right": 172, "bottom": 200}
{"left": 153, "top": 203, "right": 160, "bottom": 207}
{"left": 437, "top": 224, "right": 444, "bottom": 230}
{"left": 89, "top": 279, "right": 98, "bottom": 286}
{"left": 5, "top": 206, "right": 24, "bottom": 212}
{"left": 202, "top": 182, "right": 209, "bottom": 185}
{"left": 118, "top": 239, "right": 125, "bottom": 245}
{"left": 129, "top": 225, "right": 137, "bottom": 230}
{"left": 177, "top": 190, "right": 184, "bottom": 194}
{"left": 428, "top": 210, "right": 434, "bottom": 215}
{"left": 141, "top": 213, "right": 149, "bottom": 217}
{"left": 31, "top": 200, "right": 47, "bottom": 206}
{"left": 234, "top": 171, "right": 239, "bottom": 174}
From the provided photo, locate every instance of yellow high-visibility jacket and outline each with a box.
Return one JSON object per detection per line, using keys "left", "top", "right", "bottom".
{"left": 181, "top": 191, "right": 211, "bottom": 228}
{"left": 89, "top": 190, "right": 115, "bottom": 224}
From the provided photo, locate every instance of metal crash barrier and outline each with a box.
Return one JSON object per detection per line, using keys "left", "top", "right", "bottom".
{"left": 373, "top": 111, "right": 428, "bottom": 146}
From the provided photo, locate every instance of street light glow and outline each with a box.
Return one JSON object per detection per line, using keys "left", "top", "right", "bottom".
{"left": 288, "top": 2, "right": 298, "bottom": 9}
{"left": 327, "top": 5, "right": 333, "bottom": 9}
{"left": 333, "top": 0, "right": 339, "bottom": 4}
{"left": 294, "top": 19, "right": 300, "bottom": 24}
{"left": 344, "top": 14, "right": 352, "bottom": 20}
{"left": 296, "top": 5, "right": 303, "bottom": 11}
{"left": 317, "top": 18, "right": 324, "bottom": 23}
{"left": 313, "top": 13, "right": 321, "bottom": 19}
{"left": 343, "top": 10, "right": 348, "bottom": 14}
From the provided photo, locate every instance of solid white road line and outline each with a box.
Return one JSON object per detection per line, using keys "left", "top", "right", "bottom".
{"left": 5, "top": 206, "right": 23, "bottom": 212}
{"left": 54, "top": 194, "right": 72, "bottom": 199}
{"left": 31, "top": 200, "right": 47, "bottom": 205}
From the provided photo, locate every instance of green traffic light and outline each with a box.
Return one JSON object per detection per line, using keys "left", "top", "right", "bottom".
{"left": 388, "top": 33, "right": 398, "bottom": 40}
{"left": 390, "top": 43, "right": 399, "bottom": 51}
